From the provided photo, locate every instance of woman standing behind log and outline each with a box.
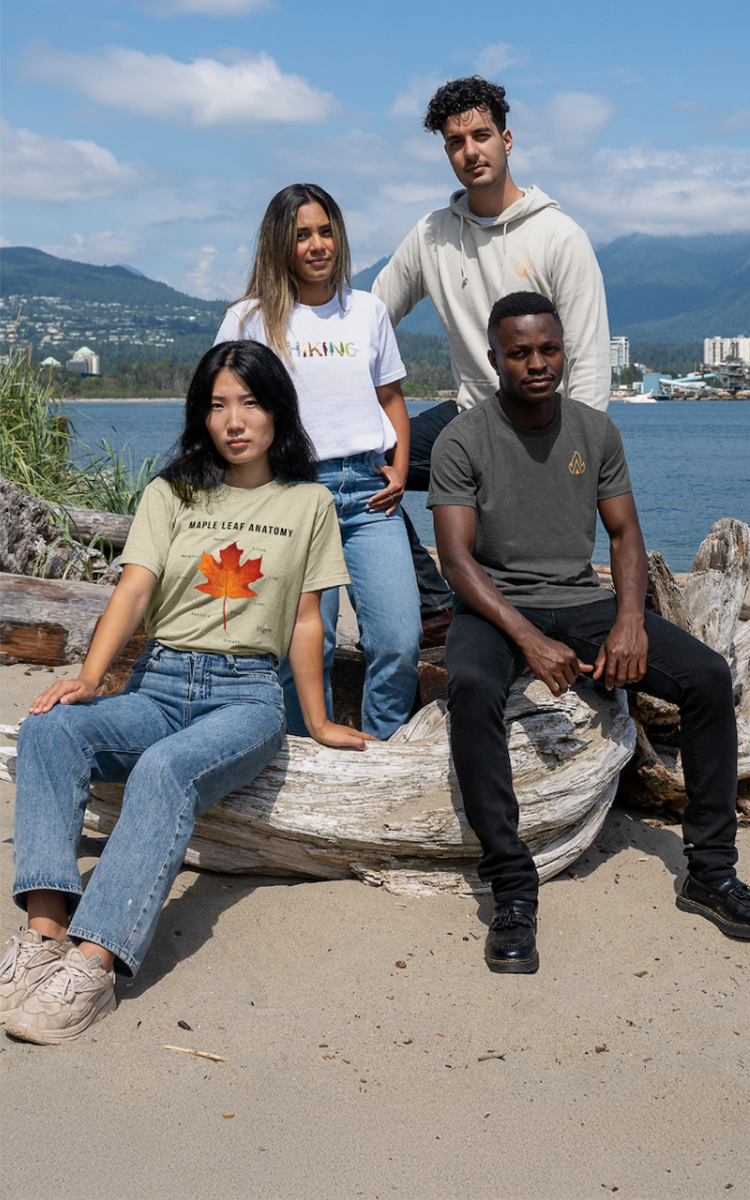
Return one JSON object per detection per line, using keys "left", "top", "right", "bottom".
{"left": 1, "top": 340, "right": 372, "bottom": 1045}
{"left": 214, "top": 184, "right": 421, "bottom": 740}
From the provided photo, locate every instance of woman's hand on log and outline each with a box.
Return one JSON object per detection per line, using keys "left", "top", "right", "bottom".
{"left": 522, "top": 632, "right": 593, "bottom": 697}
{"left": 366, "top": 466, "right": 406, "bottom": 516}
{"left": 310, "top": 719, "right": 379, "bottom": 752}
{"left": 592, "top": 615, "right": 648, "bottom": 690}
{"left": 29, "top": 676, "right": 97, "bottom": 714}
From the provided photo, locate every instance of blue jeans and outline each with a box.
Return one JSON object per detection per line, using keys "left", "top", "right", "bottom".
{"left": 12, "top": 644, "right": 285, "bottom": 975}
{"left": 281, "top": 451, "right": 421, "bottom": 740}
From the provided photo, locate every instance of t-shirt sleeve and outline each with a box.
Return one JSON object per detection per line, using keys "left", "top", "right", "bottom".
{"left": 427, "top": 426, "right": 478, "bottom": 509}
{"left": 597, "top": 419, "right": 632, "bottom": 500}
{"left": 120, "top": 479, "right": 178, "bottom": 578}
{"left": 370, "top": 297, "right": 406, "bottom": 387}
{"left": 300, "top": 492, "right": 350, "bottom": 592}
{"left": 214, "top": 303, "right": 262, "bottom": 346}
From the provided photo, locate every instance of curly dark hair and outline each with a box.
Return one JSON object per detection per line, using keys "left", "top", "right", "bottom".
{"left": 159, "top": 340, "right": 317, "bottom": 502}
{"left": 487, "top": 292, "right": 563, "bottom": 338}
{"left": 424, "top": 77, "right": 510, "bottom": 135}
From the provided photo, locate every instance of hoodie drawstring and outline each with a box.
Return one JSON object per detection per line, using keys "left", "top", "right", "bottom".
{"left": 459, "top": 213, "right": 468, "bottom": 287}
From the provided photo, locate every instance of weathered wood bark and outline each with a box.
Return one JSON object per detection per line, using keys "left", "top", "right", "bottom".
{"left": 0, "top": 573, "right": 114, "bottom": 665}
{"left": 644, "top": 550, "right": 692, "bottom": 631}
{"left": 0, "top": 676, "right": 636, "bottom": 897}
{"left": 683, "top": 518, "right": 750, "bottom": 658}
{"left": 48, "top": 506, "right": 133, "bottom": 551}
{"left": 624, "top": 519, "right": 750, "bottom": 818}
{"left": 0, "top": 572, "right": 147, "bottom": 679}
{"left": 0, "top": 476, "right": 112, "bottom": 581}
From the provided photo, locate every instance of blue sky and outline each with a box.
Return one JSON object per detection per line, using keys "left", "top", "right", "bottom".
{"left": 2, "top": 0, "right": 749, "bottom": 299}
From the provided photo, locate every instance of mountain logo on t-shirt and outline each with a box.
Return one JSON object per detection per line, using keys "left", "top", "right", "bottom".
{"left": 515, "top": 257, "right": 531, "bottom": 278}
{"left": 568, "top": 451, "right": 586, "bottom": 475}
{"left": 195, "top": 542, "right": 263, "bottom": 630}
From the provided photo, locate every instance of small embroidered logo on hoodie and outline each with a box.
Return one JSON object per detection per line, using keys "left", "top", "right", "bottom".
{"left": 568, "top": 452, "right": 586, "bottom": 475}
{"left": 515, "top": 257, "right": 531, "bottom": 278}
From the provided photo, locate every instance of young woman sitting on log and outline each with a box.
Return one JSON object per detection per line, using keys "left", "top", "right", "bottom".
{"left": 1, "top": 340, "right": 372, "bottom": 1045}
{"left": 214, "top": 183, "right": 422, "bottom": 741}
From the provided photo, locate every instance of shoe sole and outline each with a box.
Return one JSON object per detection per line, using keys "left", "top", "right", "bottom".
{"left": 5, "top": 991, "right": 116, "bottom": 1044}
{"left": 485, "top": 951, "right": 540, "bottom": 974}
{"left": 675, "top": 894, "right": 750, "bottom": 940}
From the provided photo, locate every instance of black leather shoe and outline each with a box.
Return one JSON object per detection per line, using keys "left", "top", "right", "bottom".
{"left": 484, "top": 899, "right": 539, "bottom": 974}
{"left": 676, "top": 874, "right": 750, "bottom": 939}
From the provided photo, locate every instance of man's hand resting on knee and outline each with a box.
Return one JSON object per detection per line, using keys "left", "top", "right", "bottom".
{"left": 592, "top": 613, "right": 648, "bottom": 691}
{"left": 521, "top": 632, "right": 593, "bottom": 697}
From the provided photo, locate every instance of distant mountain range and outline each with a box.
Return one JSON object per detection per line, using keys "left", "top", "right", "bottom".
{"left": 0, "top": 246, "right": 223, "bottom": 313}
{"left": 0, "top": 247, "right": 224, "bottom": 372}
{"left": 352, "top": 233, "right": 750, "bottom": 344}
{"left": 2, "top": 233, "right": 748, "bottom": 376}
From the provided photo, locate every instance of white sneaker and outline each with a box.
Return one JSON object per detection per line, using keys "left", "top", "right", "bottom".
{"left": 5, "top": 945, "right": 116, "bottom": 1044}
{"left": 0, "top": 928, "right": 72, "bottom": 1024}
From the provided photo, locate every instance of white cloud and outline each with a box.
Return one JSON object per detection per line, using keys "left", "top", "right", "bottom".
{"left": 388, "top": 74, "right": 442, "bottom": 119}
{"left": 474, "top": 42, "right": 529, "bottom": 77}
{"left": 674, "top": 101, "right": 750, "bottom": 138}
{"left": 24, "top": 45, "right": 339, "bottom": 127}
{"left": 0, "top": 117, "right": 156, "bottom": 204}
{"left": 559, "top": 144, "right": 750, "bottom": 241}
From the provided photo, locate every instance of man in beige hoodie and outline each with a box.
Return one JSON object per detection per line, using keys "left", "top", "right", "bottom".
{"left": 373, "top": 77, "right": 611, "bottom": 626}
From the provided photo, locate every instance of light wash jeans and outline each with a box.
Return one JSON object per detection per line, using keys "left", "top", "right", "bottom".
{"left": 12, "top": 643, "right": 285, "bottom": 975}
{"left": 281, "top": 451, "right": 421, "bottom": 740}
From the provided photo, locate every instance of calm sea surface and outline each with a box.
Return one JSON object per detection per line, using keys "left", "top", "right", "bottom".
{"left": 66, "top": 399, "right": 750, "bottom": 574}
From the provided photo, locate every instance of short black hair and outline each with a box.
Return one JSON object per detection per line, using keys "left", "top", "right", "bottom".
{"left": 424, "top": 77, "right": 510, "bottom": 135}
{"left": 488, "top": 292, "right": 563, "bottom": 340}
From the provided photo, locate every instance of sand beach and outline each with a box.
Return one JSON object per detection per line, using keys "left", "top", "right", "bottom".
{"left": 1, "top": 660, "right": 748, "bottom": 1200}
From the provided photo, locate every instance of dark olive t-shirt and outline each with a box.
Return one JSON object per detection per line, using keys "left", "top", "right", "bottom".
{"left": 427, "top": 394, "right": 631, "bottom": 609}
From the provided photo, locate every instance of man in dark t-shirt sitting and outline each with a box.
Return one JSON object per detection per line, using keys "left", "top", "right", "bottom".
{"left": 428, "top": 291, "right": 749, "bottom": 974}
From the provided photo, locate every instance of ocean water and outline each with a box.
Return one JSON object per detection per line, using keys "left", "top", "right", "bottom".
{"left": 66, "top": 398, "right": 750, "bottom": 574}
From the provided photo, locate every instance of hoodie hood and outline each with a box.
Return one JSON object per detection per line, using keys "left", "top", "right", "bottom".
{"left": 449, "top": 184, "right": 560, "bottom": 227}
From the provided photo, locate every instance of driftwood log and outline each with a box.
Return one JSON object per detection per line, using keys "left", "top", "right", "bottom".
{"left": 0, "top": 677, "right": 636, "bottom": 897}
{"left": 622, "top": 518, "right": 750, "bottom": 818}
{"left": 47, "top": 506, "right": 133, "bottom": 552}
{"left": 0, "top": 476, "right": 116, "bottom": 583}
{"left": 0, "top": 574, "right": 116, "bottom": 666}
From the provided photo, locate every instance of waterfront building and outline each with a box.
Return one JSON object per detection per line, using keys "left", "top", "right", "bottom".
{"left": 66, "top": 345, "right": 101, "bottom": 376}
{"left": 704, "top": 335, "right": 750, "bottom": 367}
{"left": 610, "top": 336, "right": 630, "bottom": 370}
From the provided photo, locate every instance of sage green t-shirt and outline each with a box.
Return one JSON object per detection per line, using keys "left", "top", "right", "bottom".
{"left": 427, "top": 394, "right": 632, "bottom": 609}
{"left": 120, "top": 477, "right": 350, "bottom": 657}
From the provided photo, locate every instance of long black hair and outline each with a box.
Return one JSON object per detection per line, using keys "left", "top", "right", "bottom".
{"left": 160, "top": 340, "right": 317, "bottom": 501}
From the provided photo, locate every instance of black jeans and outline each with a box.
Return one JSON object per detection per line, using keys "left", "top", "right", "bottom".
{"left": 445, "top": 597, "right": 738, "bottom": 903}
{"left": 404, "top": 400, "right": 458, "bottom": 614}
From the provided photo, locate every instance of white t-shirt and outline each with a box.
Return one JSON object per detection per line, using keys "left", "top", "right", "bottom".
{"left": 214, "top": 289, "right": 405, "bottom": 461}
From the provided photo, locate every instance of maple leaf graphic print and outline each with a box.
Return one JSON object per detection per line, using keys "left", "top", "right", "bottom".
{"left": 194, "top": 542, "right": 263, "bottom": 630}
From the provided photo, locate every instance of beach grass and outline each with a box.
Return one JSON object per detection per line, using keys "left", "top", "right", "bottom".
{"left": 1, "top": 341, "right": 157, "bottom": 517}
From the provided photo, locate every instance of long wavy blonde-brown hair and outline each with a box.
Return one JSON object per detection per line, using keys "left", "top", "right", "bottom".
{"left": 228, "top": 184, "right": 352, "bottom": 361}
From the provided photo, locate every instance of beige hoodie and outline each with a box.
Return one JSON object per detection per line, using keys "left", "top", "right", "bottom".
{"left": 372, "top": 186, "right": 610, "bottom": 411}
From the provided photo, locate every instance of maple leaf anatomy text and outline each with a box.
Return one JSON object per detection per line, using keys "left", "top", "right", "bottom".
{"left": 194, "top": 542, "right": 263, "bottom": 630}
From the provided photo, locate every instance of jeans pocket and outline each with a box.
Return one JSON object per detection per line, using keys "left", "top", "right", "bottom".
{"left": 129, "top": 651, "right": 153, "bottom": 675}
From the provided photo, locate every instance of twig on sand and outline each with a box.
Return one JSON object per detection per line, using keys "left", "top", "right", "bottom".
{"left": 164, "top": 1044, "right": 228, "bottom": 1062}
